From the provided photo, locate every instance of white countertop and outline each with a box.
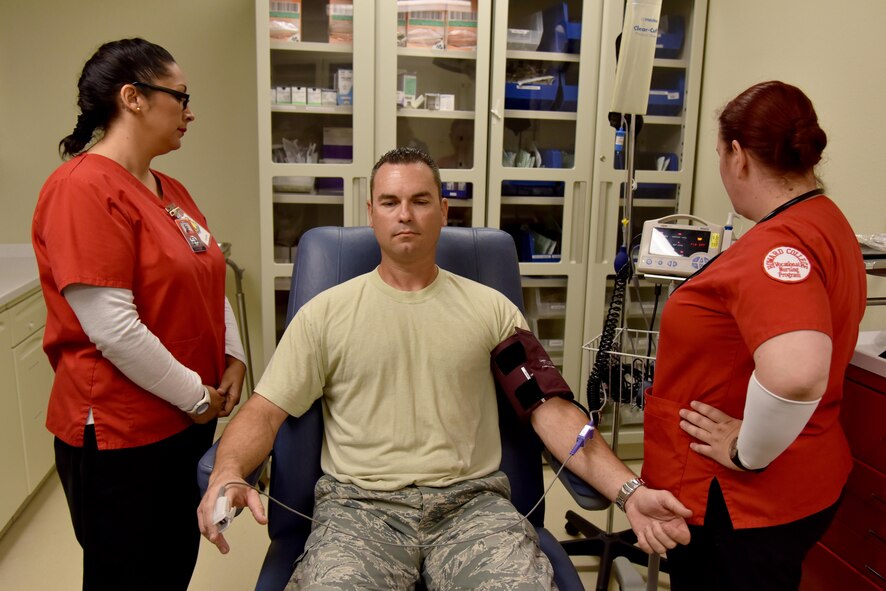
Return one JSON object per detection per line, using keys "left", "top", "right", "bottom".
{"left": 0, "top": 244, "right": 39, "bottom": 310}
{"left": 851, "top": 330, "right": 886, "bottom": 378}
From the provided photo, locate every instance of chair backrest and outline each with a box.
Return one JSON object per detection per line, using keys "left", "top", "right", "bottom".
{"left": 261, "top": 226, "right": 545, "bottom": 587}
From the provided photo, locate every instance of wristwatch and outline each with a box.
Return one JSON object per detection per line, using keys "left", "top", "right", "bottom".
{"left": 189, "top": 386, "right": 211, "bottom": 416}
{"left": 615, "top": 477, "right": 646, "bottom": 512}
{"left": 729, "top": 437, "right": 766, "bottom": 472}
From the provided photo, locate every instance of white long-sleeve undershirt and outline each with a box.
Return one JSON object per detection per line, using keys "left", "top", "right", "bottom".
{"left": 64, "top": 284, "right": 246, "bottom": 418}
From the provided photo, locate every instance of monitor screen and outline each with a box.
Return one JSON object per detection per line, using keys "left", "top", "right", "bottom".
{"left": 649, "top": 227, "right": 711, "bottom": 257}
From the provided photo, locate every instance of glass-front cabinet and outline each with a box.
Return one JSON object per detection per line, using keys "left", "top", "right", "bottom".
{"left": 256, "top": 0, "right": 709, "bottom": 388}
{"left": 374, "top": 1, "right": 491, "bottom": 230}
{"left": 259, "top": 0, "right": 375, "bottom": 346}
{"left": 487, "top": 0, "right": 604, "bottom": 393}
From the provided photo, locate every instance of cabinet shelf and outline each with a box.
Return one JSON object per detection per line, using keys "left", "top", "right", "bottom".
{"left": 274, "top": 275, "right": 293, "bottom": 290}
{"left": 653, "top": 58, "right": 689, "bottom": 69}
{"left": 273, "top": 193, "right": 345, "bottom": 205}
{"left": 519, "top": 262, "right": 569, "bottom": 274}
{"left": 506, "top": 50, "right": 580, "bottom": 63}
{"left": 503, "top": 109, "right": 578, "bottom": 121}
{"left": 446, "top": 199, "right": 472, "bottom": 208}
{"left": 271, "top": 104, "right": 353, "bottom": 115}
{"left": 270, "top": 40, "right": 353, "bottom": 53}
{"left": 521, "top": 276, "right": 568, "bottom": 288}
{"left": 501, "top": 196, "right": 564, "bottom": 206}
{"left": 397, "top": 108, "right": 475, "bottom": 120}
{"left": 643, "top": 115, "right": 684, "bottom": 125}
{"left": 397, "top": 47, "right": 477, "bottom": 60}
{"left": 620, "top": 198, "right": 679, "bottom": 209}
{"left": 270, "top": 162, "right": 351, "bottom": 175}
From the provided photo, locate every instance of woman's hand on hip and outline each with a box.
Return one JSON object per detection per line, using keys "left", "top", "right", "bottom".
{"left": 679, "top": 401, "right": 744, "bottom": 470}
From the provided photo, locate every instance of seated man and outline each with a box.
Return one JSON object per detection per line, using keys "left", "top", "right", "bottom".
{"left": 199, "top": 147, "right": 691, "bottom": 590}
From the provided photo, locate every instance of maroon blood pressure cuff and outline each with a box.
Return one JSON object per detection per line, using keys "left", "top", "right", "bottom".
{"left": 491, "top": 327, "right": 574, "bottom": 422}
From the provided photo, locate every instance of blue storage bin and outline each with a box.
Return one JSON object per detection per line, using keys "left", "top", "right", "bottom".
{"left": 566, "top": 21, "right": 581, "bottom": 54}
{"left": 647, "top": 73, "right": 685, "bottom": 116}
{"left": 622, "top": 182, "right": 679, "bottom": 200}
{"left": 505, "top": 76, "right": 559, "bottom": 111}
{"left": 501, "top": 180, "right": 565, "bottom": 197}
{"left": 518, "top": 230, "right": 561, "bottom": 263}
{"left": 655, "top": 15, "right": 685, "bottom": 59}
{"left": 559, "top": 81, "right": 578, "bottom": 112}
{"left": 540, "top": 149, "right": 563, "bottom": 168}
{"left": 441, "top": 181, "right": 472, "bottom": 199}
{"left": 540, "top": 3, "right": 569, "bottom": 53}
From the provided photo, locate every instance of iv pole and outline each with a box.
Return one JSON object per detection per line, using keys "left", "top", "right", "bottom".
{"left": 602, "top": 2, "right": 663, "bottom": 589}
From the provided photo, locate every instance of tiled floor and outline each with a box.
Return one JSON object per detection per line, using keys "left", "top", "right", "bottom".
{"left": 0, "top": 460, "right": 668, "bottom": 590}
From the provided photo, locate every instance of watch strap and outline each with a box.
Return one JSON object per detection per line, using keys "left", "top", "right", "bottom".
{"left": 729, "top": 437, "right": 766, "bottom": 472}
{"left": 615, "top": 477, "right": 646, "bottom": 512}
{"left": 189, "top": 386, "right": 211, "bottom": 415}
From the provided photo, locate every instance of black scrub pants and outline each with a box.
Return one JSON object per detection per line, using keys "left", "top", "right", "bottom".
{"left": 55, "top": 421, "right": 216, "bottom": 591}
{"left": 666, "top": 478, "right": 841, "bottom": 591}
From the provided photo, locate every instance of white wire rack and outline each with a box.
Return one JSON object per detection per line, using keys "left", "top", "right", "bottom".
{"left": 583, "top": 328, "right": 663, "bottom": 590}
{"left": 583, "top": 328, "right": 658, "bottom": 416}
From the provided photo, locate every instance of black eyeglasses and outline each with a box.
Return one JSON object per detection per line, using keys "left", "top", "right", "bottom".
{"left": 131, "top": 81, "right": 190, "bottom": 110}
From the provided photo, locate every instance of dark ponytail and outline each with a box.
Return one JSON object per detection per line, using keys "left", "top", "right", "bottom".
{"left": 59, "top": 38, "right": 176, "bottom": 159}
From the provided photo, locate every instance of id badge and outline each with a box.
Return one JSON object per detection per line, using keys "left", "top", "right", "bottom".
{"left": 167, "top": 204, "right": 212, "bottom": 253}
{"left": 176, "top": 218, "right": 207, "bottom": 253}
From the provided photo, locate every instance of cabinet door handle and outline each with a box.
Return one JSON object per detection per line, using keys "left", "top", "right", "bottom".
{"left": 489, "top": 99, "right": 502, "bottom": 120}
{"left": 870, "top": 529, "right": 886, "bottom": 545}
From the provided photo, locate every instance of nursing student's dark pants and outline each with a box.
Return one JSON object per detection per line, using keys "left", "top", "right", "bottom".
{"left": 666, "top": 478, "right": 841, "bottom": 591}
{"left": 55, "top": 421, "right": 215, "bottom": 591}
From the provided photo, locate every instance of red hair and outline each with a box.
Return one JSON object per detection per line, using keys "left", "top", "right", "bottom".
{"left": 719, "top": 81, "right": 827, "bottom": 174}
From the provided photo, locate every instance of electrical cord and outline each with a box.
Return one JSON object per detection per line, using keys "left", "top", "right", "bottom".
{"left": 216, "top": 419, "right": 597, "bottom": 549}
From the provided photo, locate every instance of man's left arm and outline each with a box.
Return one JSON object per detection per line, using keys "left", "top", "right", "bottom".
{"left": 531, "top": 397, "right": 692, "bottom": 554}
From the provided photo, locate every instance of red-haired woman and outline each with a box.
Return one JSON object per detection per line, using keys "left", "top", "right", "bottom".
{"left": 642, "top": 81, "right": 866, "bottom": 590}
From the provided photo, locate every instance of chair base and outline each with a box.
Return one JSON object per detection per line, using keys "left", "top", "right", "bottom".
{"left": 559, "top": 510, "right": 668, "bottom": 591}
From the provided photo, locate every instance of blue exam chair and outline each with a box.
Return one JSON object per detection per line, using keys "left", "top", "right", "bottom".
{"left": 199, "top": 226, "right": 585, "bottom": 591}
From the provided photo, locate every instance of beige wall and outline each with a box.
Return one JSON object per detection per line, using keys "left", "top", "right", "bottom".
{"left": 0, "top": 0, "right": 265, "bottom": 364}
{"left": 694, "top": 0, "right": 886, "bottom": 330}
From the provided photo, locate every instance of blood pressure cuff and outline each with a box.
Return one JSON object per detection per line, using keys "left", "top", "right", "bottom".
{"left": 491, "top": 327, "right": 574, "bottom": 422}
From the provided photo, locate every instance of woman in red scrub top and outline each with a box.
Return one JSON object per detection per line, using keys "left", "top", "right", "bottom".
{"left": 642, "top": 81, "right": 866, "bottom": 591}
{"left": 31, "top": 38, "right": 246, "bottom": 591}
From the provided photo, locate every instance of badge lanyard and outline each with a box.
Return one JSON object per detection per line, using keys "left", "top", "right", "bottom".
{"left": 165, "top": 203, "right": 211, "bottom": 253}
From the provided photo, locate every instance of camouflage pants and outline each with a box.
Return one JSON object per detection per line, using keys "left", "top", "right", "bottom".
{"left": 286, "top": 471, "right": 556, "bottom": 591}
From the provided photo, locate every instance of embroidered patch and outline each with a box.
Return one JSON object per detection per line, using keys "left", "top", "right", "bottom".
{"left": 762, "top": 246, "right": 811, "bottom": 283}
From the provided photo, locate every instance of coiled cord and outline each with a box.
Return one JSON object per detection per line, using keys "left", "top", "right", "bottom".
{"left": 587, "top": 256, "right": 632, "bottom": 426}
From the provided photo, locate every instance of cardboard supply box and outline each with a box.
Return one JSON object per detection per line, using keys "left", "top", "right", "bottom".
{"left": 275, "top": 86, "right": 292, "bottom": 104}
{"left": 404, "top": 0, "right": 446, "bottom": 49}
{"left": 335, "top": 69, "right": 353, "bottom": 105}
{"left": 445, "top": 0, "right": 478, "bottom": 51}
{"left": 307, "top": 87, "right": 322, "bottom": 107}
{"left": 397, "top": 7, "right": 408, "bottom": 47}
{"left": 269, "top": 0, "right": 301, "bottom": 42}
{"left": 328, "top": 0, "right": 354, "bottom": 44}
{"left": 399, "top": 73, "right": 417, "bottom": 102}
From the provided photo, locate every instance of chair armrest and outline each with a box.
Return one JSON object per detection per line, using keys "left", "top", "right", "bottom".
{"left": 542, "top": 449, "right": 611, "bottom": 511}
{"left": 536, "top": 526, "right": 586, "bottom": 591}
{"left": 197, "top": 440, "right": 268, "bottom": 497}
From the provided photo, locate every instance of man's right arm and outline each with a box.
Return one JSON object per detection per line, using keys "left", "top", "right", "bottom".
{"left": 197, "top": 393, "right": 289, "bottom": 554}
